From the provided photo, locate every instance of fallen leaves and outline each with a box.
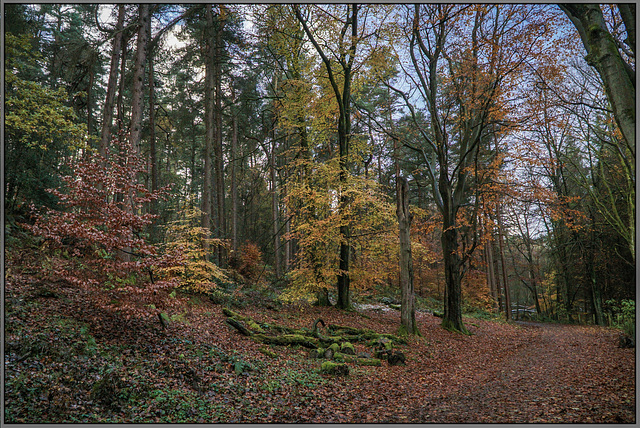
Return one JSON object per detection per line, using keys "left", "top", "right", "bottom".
{"left": 3, "top": 260, "right": 636, "bottom": 423}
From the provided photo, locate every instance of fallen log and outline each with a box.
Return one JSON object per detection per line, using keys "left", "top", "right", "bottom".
{"left": 225, "top": 318, "right": 252, "bottom": 336}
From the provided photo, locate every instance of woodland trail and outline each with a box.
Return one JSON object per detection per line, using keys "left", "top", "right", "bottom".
{"left": 406, "top": 321, "right": 636, "bottom": 423}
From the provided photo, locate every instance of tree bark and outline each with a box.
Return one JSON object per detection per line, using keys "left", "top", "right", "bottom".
{"left": 202, "top": 4, "right": 215, "bottom": 252}
{"left": 213, "top": 5, "right": 227, "bottom": 267}
{"left": 497, "top": 210, "right": 511, "bottom": 321}
{"left": 440, "top": 186, "right": 468, "bottom": 334}
{"left": 230, "top": 91, "right": 238, "bottom": 253}
{"left": 397, "top": 176, "right": 419, "bottom": 335}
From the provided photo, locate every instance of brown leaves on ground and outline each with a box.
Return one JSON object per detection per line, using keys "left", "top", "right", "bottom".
{"left": 4, "top": 269, "right": 635, "bottom": 423}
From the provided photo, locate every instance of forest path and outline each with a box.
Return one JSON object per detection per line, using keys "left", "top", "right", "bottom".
{"left": 407, "top": 321, "right": 635, "bottom": 423}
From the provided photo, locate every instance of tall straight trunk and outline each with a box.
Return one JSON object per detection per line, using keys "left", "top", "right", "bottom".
{"left": 213, "top": 7, "right": 226, "bottom": 266}
{"left": 230, "top": 100, "right": 238, "bottom": 253}
{"left": 148, "top": 54, "right": 158, "bottom": 242}
{"left": 484, "top": 239, "right": 498, "bottom": 310}
{"left": 100, "top": 4, "right": 124, "bottom": 157}
{"left": 497, "top": 211, "right": 511, "bottom": 321}
{"left": 397, "top": 176, "right": 419, "bottom": 335}
{"left": 148, "top": 59, "right": 157, "bottom": 195}
{"left": 492, "top": 240, "right": 504, "bottom": 313}
{"left": 294, "top": 4, "right": 358, "bottom": 310}
{"left": 87, "top": 67, "right": 95, "bottom": 139}
{"left": 122, "top": 4, "right": 149, "bottom": 262}
{"left": 129, "top": 3, "right": 150, "bottom": 154}
{"left": 440, "top": 189, "right": 468, "bottom": 334}
{"left": 587, "top": 210, "right": 605, "bottom": 325}
{"left": 202, "top": 4, "right": 215, "bottom": 250}
{"left": 271, "top": 127, "right": 281, "bottom": 278}
{"left": 116, "top": 35, "right": 127, "bottom": 136}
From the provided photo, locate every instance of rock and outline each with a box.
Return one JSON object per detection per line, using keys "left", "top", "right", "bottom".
{"left": 375, "top": 349, "right": 392, "bottom": 361}
{"left": 310, "top": 348, "right": 324, "bottom": 359}
{"left": 388, "top": 350, "right": 406, "bottom": 366}
{"left": 357, "top": 352, "right": 372, "bottom": 359}
{"left": 356, "top": 358, "right": 381, "bottom": 366}
{"left": 619, "top": 334, "right": 635, "bottom": 348}
{"left": 320, "top": 361, "right": 349, "bottom": 376}
{"left": 340, "top": 342, "right": 356, "bottom": 355}
{"left": 323, "top": 347, "right": 335, "bottom": 360}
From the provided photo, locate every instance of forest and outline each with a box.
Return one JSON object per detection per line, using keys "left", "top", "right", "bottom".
{"left": 4, "top": 3, "right": 636, "bottom": 423}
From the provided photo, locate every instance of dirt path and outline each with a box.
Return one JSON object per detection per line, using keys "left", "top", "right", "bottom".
{"left": 407, "top": 321, "right": 635, "bottom": 423}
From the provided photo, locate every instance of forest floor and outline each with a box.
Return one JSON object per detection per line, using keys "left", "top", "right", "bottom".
{"left": 4, "top": 264, "right": 636, "bottom": 423}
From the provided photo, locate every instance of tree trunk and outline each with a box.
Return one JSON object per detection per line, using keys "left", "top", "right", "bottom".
{"left": 294, "top": 4, "right": 358, "bottom": 310}
{"left": 230, "top": 94, "right": 238, "bottom": 253}
{"left": 202, "top": 4, "right": 215, "bottom": 253}
{"left": 397, "top": 176, "right": 419, "bottom": 335}
{"left": 484, "top": 238, "right": 498, "bottom": 310}
{"left": 559, "top": 4, "right": 635, "bottom": 153}
{"left": 116, "top": 33, "right": 127, "bottom": 136}
{"left": 271, "top": 126, "right": 281, "bottom": 278}
{"left": 129, "top": 3, "right": 150, "bottom": 154}
{"left": 99, "top": 4, "right": 124, "bottom": 158}
{"left": 497, "top": 211, "right": 511, "bottom": 321}
{"left": 213, "top": 7, "right": 226, "bottom": 267}
{"left": 441, "top": 222, "right": 467, "bottom": 334}
{"left": 122, "top": 4, "right": 149, "bottom": 263}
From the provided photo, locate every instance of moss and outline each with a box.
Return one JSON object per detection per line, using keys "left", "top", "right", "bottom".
{"left": 222, "top": 307, "right": 240, "bottom": 318}
{"left": 320, "top": 361, "right": 349, "bottom": 376}
{"left": 340, "top": 342, "right": 356, "bottom": 355}
{"left": 397, "top": 324, "right": 422, "bottom": 338}
{"left": 248, "top": 321, "right": 264, "bottom": 333}
{"left": 441, "top": 318, "right": 471, "bottom": 336}
{"left": 356, "top": 358, "right": 382, "bottom": 367}
{"left": 258, "top": 346, "right": 278, "bottom": 358}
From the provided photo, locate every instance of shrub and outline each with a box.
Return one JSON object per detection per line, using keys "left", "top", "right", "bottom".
{"left": 24, "top": 135, "right": 182, "bottom": 315}
{"left": 229, "top": 242, "right": 264, "bottom": 282}
{"left": 160, "top": 205, "right": 227, "bottom": 293}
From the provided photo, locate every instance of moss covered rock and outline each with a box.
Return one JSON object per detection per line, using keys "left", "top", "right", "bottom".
{"left": 357, "top": 358, "right": 382, "bottom": 367}
{"left": 320, "top": 361, "right": 349, "bottom": 376}
{"left": 258, "top": 346, "right": 278, "bottom": 358}
{"left": 340, "top": 342, "right": 356, "bottom": 355}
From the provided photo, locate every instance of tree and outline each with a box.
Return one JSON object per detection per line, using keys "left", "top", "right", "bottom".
{"left": 385, "top": 4, "right": 553, "bottom": 333}
{"left": 99, "top": 4, "right": 125, "bottom": 158}
{"left": 5, "top": 32, "right": 86, "bottom": 217}
{"left": 293, "top": 4, "right": 359, "bottom": 309}
{"left": 26, "top": 135, "right": 179, "bottom": 294}
{"left": 559, "top": 4, "right": 635, "bottom": 153}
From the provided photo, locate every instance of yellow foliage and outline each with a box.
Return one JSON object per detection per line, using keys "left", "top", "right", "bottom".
{"left": 159, "top": 206, "right": 227, "bottom": 293}
{"left": 285, "top": 159, "right": 398, "bottom": 297}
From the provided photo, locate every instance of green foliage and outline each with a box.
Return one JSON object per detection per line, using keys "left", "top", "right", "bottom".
{"left": 149, "top": 388, "right": 225, "bottom": 422}
{"left": 605, "top": 299, "right": 635, "bottom": 338}
{"left": 5, "top": 33, "right": 87, "bottom": 216}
